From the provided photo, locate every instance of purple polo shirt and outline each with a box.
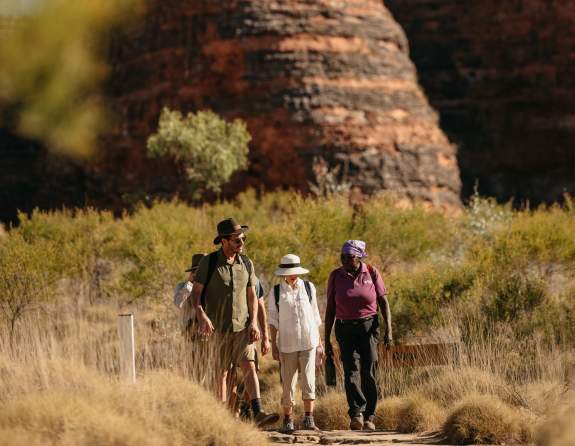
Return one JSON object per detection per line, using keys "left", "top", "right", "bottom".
{"left": 327, "top": 263, "right": 387, "bottom": 320}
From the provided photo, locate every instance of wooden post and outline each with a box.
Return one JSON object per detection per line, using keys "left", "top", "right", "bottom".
{"left": 118, "top": 313, "right": 136, "bottom": 384}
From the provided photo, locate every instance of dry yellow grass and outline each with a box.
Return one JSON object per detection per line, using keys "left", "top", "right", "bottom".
{"left": 536, "top": 404, "right": 575, "bottom": 446}
{"left": 0, "top": 362, "right": 270, "bottom": 446}
{"left": 396, "top": 395, "right": 446, "bottom": 433}
{"left": 373, "top": 395, "right": 445, "bottom": 433}
{"left": 375, "top": 396, "right": 404, "bottom": 430}
{"left": 443, "top": 394, "right": 533, "bottom": 444}
{"left": 313, "top": 390, "right": 349, "bottom": 429}
{"left": 0, "top": 301, "right": 271, "bottom": 446}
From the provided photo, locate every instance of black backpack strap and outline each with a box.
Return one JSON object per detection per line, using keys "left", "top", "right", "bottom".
{"left": 274, "top": 284, "right": 280, "bottom": 310}
{"left": 200, "top": 251, "right": 219, "bottom": 307}
{"left": 239, "top": 254, "right": 253, "bottom": 277}
{"left": 303, "top": 280, "right": 312, "bottom": 304}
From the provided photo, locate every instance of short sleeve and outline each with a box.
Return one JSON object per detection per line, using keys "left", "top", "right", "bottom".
{"left": 373, "top": 267, "right": 387, "bottom": 297}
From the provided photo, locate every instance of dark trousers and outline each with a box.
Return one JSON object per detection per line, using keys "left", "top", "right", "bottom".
{"left": 335, "top": 316, "right": 379, "bottom": 418}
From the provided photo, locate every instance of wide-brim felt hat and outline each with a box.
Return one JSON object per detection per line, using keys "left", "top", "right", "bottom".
{"left": 274, "top": 254, "right": 309, "bottom": 276}
{"left": 213, "top": 217, "right": 249, "bottom": 244}
{"left": 185, "top": 253, "right": 206, "bottom": 272}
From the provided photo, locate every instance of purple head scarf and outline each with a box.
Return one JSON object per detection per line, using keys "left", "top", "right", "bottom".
{"left": 341, "top": 240, "right": 368, "bottom": 258}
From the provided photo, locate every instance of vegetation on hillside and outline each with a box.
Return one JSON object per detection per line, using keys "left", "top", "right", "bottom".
{"left": 1, "top": 191, "right": 574, "bottom": 444}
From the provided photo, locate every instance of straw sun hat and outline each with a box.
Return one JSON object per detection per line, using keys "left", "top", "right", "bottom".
{"left": 274, "top": 254, "right": 309, "bottom": 276}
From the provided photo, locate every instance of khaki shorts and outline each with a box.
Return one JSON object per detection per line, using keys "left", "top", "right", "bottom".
{"left": 219, "top": 329, "right": 256, "bottom": 369}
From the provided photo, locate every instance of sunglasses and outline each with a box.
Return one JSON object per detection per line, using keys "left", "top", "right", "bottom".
{"left": 229, "top": 235, "right": 247, "bottom": 245}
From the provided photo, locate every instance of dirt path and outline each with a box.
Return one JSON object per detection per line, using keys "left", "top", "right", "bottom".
{"left": 266, "top": 429, "right": 443, "bottom": 445}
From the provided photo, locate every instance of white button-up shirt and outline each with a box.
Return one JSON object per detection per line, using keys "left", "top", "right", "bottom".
{"left": 268, "top": 278, "right": 322, "bottom": 353}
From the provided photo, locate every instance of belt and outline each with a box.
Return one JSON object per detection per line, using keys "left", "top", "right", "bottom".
{"left": 336, "top": 315, "right": 376, "bottom": 325}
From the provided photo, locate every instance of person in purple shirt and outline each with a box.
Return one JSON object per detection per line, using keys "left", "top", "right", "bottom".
{"left": 324, "top": 240, "right": 392, "bottom": 431}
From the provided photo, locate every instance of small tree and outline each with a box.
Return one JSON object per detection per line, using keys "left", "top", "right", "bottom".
{"left": 147, "top": 107, "right": 251, "bottom": 199}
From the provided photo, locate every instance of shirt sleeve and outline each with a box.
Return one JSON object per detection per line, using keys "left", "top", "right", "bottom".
{"left": 373, "top": 266, "right": 387, "bottom": 297}
{"left": 310, "top": 282, "right": 322, "bottom": 327}
{"left": 267, "top": 286, "right": 278, "bottom": 329}
{"left": 194, "top": 255, "right": 210, "bottom": 285}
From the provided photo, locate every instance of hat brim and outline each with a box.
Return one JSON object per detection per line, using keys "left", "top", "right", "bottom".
{"left": 274, "top": 266, "right": 310, "bottom": 276}
{"left": 184, "top": 266, "right": 199, "bottom": 272}
{"left": 213, "top": 225, "right": 249, "bottom": 245}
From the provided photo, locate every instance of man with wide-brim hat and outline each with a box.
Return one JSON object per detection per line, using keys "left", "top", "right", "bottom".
{"left": 192, "top": 217, "right": 278, "bottom": 427}
{"left": 268, "top": 254, "right": 323, "bottom": 432}
{"left": 174, "top": 253, "right": 206, "bottom": 335}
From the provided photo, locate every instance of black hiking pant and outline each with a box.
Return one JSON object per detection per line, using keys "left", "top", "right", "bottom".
{"left": 335, "top": 315, "right": 379, "bottom": 418}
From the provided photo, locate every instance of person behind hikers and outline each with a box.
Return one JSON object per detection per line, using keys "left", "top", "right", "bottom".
{"left": 173, "top": 253, "right": 205, "bottom": 339}
{"left": 192, "top": 217, "right": 278, "bottom": 427}
{"left": 268, "top": 254, "right": 324, "bottom": 433}
{"left": 324, "top": 240, "right": 392, "bottom": 431}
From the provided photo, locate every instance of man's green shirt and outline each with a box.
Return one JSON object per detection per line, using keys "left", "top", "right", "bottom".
{"left": 194, "top": 249, "right": 257, "bottom": 332}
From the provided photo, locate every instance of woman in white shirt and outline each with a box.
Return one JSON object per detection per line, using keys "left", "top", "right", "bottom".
{"left": 268, "top": 254, "right": 324, "bottom": 432}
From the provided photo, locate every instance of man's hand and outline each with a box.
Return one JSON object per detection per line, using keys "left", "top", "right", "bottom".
{"left": 198, "top": 312, "right": 214, "bottom": 337}
{"left": 261, "top": 336, "right": 271, "bottom": 355}
{"left": 271, "top": 342, "right": 280, "bottom": 361}
{"left": 248, "top": 322, "right": 261, "bottom": 342}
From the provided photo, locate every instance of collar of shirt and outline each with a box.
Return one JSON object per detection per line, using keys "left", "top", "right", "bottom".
{"left": 280, "top": 278, "right": 301, "bottom": 293}
{"left": 217, "top": 248, "right": 241, "bottom": 265}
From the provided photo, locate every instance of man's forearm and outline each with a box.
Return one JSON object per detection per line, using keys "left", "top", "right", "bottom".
{"left": 247, "top": 286, "right": 258, "bottom": 324}
{"left": 257, "top": 300, "right": 269, "bottom": 338}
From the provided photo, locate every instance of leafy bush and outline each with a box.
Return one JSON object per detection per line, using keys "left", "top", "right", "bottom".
{"left": 147, "top": 108, "right": 251, "bottom": 199}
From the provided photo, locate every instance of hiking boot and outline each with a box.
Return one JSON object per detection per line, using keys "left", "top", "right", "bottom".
{"left": 280, "top": 418, "right": 295, "bottom": 434}
{"left": 254, "top": 410, "right": 280, "bottom": 428}
{"left": 363, "top": 415, "right": 376, "bottom": 431}
{"left": 349, "top": 414, "right": 364, "bottom": 430}
{"left": 302, "top": 415, "right": 319, "bottom": 431}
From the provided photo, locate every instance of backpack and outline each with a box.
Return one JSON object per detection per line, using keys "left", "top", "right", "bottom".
{"left": 200, "top": 251, "right": 253, "bottom": 307}
{"left": 274, "top": 280, "right": 312, "bottom": 311}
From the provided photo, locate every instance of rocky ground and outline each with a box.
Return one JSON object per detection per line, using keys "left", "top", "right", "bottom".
{"left": 266, "top": 429, "right": 445, "bottom": 445}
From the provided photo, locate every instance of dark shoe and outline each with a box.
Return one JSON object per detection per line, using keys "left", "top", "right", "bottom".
{"left": 239, "top": 404, "right": 251, "bottom": 421}
{"left": 363, "top": 415, "right": 376, "bottom": 431}
{"left": 302, "top": 415, "right": 320, "bottom": 431}
{"left": 280, "top": 418, "right": 295, "bottom": 433}
{"left": 350, "top": 414, "right": 364, "bottom": 430}
{"left": 254, "top": 410, "right": 280, "bottom": 428}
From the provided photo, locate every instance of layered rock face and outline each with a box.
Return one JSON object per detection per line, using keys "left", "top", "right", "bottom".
{"left": 386, "top": 0, "right": 575, "bottom": 203}
{"left": 105, "top": 0, "right": 461, "bottom": 208}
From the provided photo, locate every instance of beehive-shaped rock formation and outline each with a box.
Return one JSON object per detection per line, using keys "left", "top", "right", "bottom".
{"left": 106, "top": 0, "right": 461, "bottom": 207}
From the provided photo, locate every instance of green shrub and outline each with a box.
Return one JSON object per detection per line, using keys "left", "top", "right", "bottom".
{"left": 147, "top": 108, "right": 251, "bottom": 199}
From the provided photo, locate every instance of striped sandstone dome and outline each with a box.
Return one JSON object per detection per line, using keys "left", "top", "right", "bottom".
{"left": 106, "top": 0, "right": 461, "bottom": 207}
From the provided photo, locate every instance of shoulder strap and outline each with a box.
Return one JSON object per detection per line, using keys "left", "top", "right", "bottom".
{"left": 239, "top": 254, "right": 252, "bottom": 276}
{"left": 200, "top": 251, "right": 219, "bottom": 307}
{"left": 274, "top": 284, "right": 280, "bottom": 310}
{"left": 303, "top": 280, "right": 312, "bottom": 303}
